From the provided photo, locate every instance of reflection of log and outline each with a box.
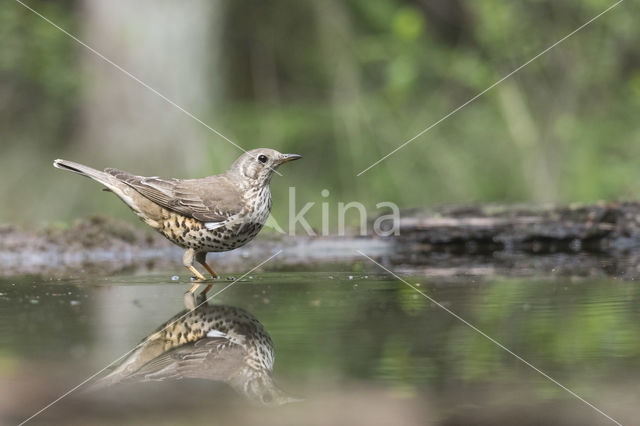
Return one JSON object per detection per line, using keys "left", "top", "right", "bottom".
{"left": 385, "top": 202, "right": 640, "bottom": 279}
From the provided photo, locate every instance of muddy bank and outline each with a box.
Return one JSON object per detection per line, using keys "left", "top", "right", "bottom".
{"left": 0, "top": 217, "right": 172, "bottom": 277}
{"left": 0, "top": 216, "right": 389, "bottom": 278}
{"left": 3, "top": 202, "right": 640, "bottom": 279}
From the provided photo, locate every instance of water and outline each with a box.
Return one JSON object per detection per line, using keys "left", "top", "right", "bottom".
{"left": 1, "top": 267, "right": 638, "bottom": 425}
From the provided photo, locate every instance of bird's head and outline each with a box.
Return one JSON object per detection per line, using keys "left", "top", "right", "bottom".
{"left": 229, "top": 148, "right": 301, "bottom": 187}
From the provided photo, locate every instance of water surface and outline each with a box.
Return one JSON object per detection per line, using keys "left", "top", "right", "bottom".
{"left": 1, "top": 266, "right": 638, "bottom": 425}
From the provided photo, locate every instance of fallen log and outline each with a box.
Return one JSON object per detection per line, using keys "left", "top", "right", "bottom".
{"left": 380, "top": 202, "right": 640, "bottom": 280}
{"left": 393, "top": 202, "right": 640, "bottom": 253}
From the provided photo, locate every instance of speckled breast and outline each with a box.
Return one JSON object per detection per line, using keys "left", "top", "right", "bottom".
{"left": 158, "top": 209, "right": 264, "bottom": 252}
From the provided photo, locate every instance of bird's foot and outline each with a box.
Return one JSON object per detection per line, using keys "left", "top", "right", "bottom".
{"left": 187, "top": 265, "right": 207, "bottom": 281}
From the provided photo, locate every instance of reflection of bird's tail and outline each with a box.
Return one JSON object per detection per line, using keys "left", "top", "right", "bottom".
{"left": 53, "top": 159, "right": 140, "bottom": 213}
{"left": 83, "top": 370, "right": 121, "bottom": 393}
{"left": 83, "top": 353, "right": 147, "bottom": 393}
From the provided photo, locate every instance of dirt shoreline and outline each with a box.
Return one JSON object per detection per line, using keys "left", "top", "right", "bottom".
{"left": 3, "top": 202, "right": 640, "bottom": 279}
{"left": 0, "top": 216, "right": 390, "bottom": 278}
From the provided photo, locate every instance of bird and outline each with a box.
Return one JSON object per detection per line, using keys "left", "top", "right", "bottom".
{"left": 88, "top": 299, "right": 300, "bottom": 406}
{"left": 53, "top": 148, "right": 301, "bottom": 304}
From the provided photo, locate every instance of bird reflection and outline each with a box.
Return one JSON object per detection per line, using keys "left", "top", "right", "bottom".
{"left": 90, "top": 298, "right": 299, "bottom": 406}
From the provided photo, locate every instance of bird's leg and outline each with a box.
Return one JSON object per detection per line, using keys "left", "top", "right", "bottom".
{"left": 193, "top": 253, "right": 215, "bottom": 304}
{"left": 184, "top": 249, "right": 207, "bottom": 281}
{"left": 183, "top": 249, "right": 205, "bottom": 310}
{"left": 197, "top": 284, "right": 213, "bottom": 304}
{"left": 195, "top": 252, "right": 219, "bottom": 279}
{"left": 184, "top": 288, "right": 197, "bottom": 310}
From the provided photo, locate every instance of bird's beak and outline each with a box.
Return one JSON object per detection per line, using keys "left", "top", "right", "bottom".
{"left": 279, "top": 154, "right": 302, "bottom": 163}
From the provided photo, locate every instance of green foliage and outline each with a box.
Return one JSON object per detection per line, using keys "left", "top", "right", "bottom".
{"left": 1, "top": 0, "right": 639, "bottom": 227}
{"left": 0, "top": 1, "right": 79, "bottom": 143}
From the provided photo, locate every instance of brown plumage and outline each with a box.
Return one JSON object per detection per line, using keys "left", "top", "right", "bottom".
{"left": 53, "top": 148, "right": 301, "bottom": 298}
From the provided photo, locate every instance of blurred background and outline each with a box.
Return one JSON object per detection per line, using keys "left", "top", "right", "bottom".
{"left": 1, "top": 0, "right": 638, "bottom": 231}
{"left": 3, "top": 3, "right": 640, "bottom": 424}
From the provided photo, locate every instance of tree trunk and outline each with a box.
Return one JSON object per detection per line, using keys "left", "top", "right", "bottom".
{"left": 77, "top": 0, "right": 224, "bottom": 175}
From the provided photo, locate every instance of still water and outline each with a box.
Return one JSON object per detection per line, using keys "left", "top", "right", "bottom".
{"left": 1, "top": 265, "right": 638, "bottom": 425}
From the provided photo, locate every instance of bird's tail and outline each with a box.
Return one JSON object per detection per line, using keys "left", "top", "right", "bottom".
{"left": 54, "top": 159, "right": 109, "bottom": 182}
{"left": 53, "top": 159, "right": 139, "bottom": 212}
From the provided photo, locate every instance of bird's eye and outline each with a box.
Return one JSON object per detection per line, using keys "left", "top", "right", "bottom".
{"left": 258, "top": 155, "right": 268, "bottom": 163}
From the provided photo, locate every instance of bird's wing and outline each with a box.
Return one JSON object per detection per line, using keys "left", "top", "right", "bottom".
{"left": 129, "top": 337, "right": 247, "bottom": 383}
{"left": 105, "top": 168, "right": 244, "bottom": 223}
